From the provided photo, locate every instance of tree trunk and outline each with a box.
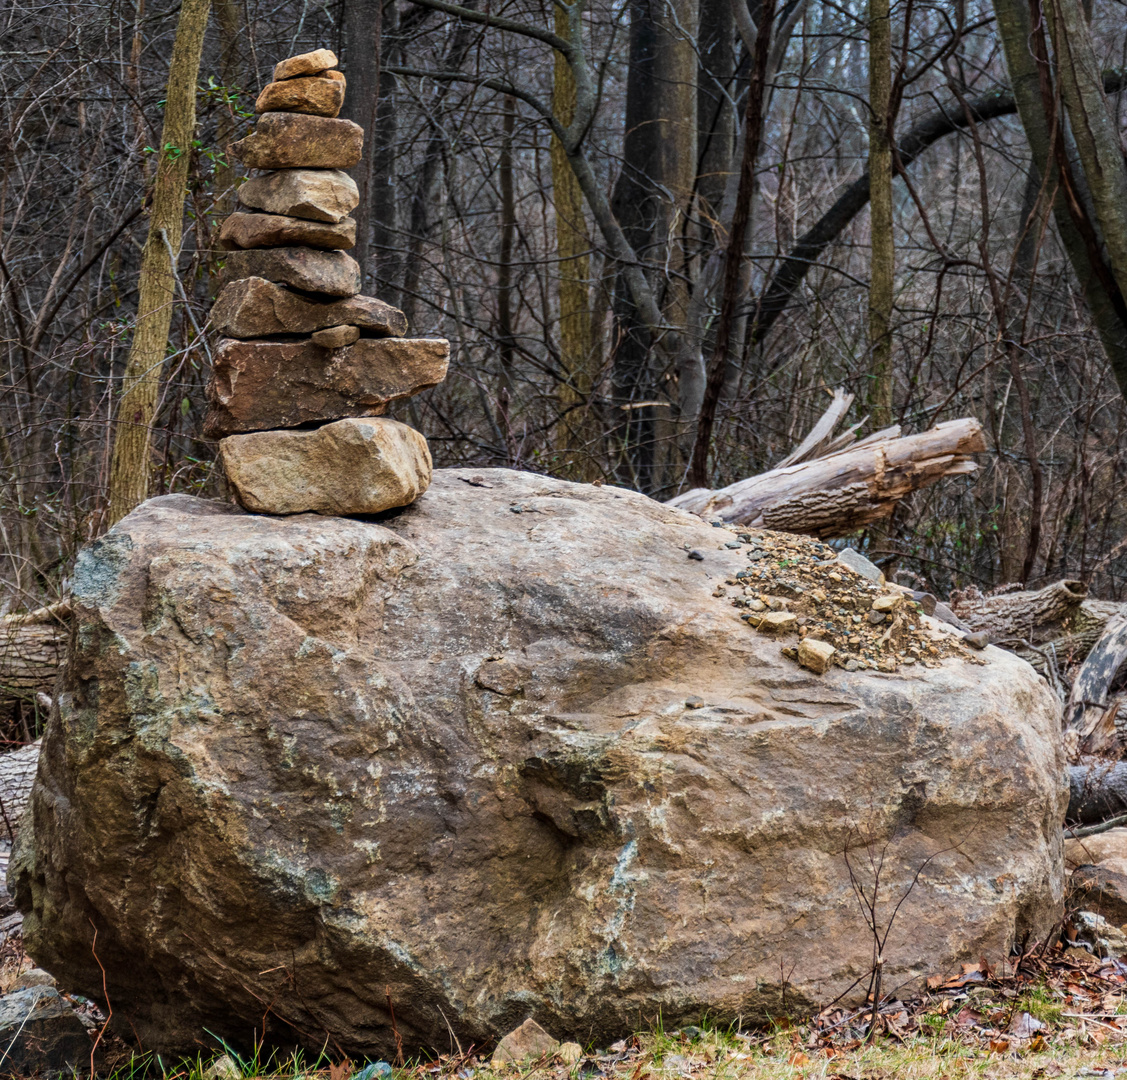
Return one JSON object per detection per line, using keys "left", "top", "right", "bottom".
{"left": 991, "top": 0, "right": 1127, "bottom": 397}
{"left": 551, "top": 7, "right": 596, "bottom": 480}
{"left": 106, "top": 0, "right": 211, "bottom": 525}
{"left": 498, "top": 95, "right": 516, "bottom": 390}
{"left": 343, "top": 0, "right": 383, "bottom": 287}
{"left": 867, "top": 0, "right": 893, "bottom": 426}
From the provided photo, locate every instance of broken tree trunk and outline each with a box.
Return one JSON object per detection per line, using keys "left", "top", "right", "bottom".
{"left": 0, "top": 603, "right": 70, "bottom": 708}
{"left": 668, "top": 417, "right": 986, "bottom": 536}
{"left": 0, "top": 740, "right": 42, "bottom": 838}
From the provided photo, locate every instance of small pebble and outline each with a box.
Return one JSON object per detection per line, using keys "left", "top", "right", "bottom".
{"left": 685, "top": 696, "right": 705, "bottom": 709}
{"left": 724, "top": 541, "right": 742, "bottom": 549}
{"left": 964, "top": 630, "right": 989, "bottom": 650}
{"left": 867, "top": 611, "right": 886, "bottom": 625}
{"left": 747, "top": 599, "right": 766, "bottom": 612}
{"left": 688, "top": 549, "right": 705, "bottom": 561}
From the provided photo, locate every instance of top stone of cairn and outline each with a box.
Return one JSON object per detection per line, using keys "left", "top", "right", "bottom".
{"left": 274, "top": 48, "right": 337, "bottom": 82}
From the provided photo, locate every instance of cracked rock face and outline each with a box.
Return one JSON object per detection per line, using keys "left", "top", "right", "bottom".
{"left": 11, "top": 470, "right": 1066, "bottom": 1057}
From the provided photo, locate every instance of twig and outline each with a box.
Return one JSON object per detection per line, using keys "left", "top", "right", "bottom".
{"left": 1065, "top": 812, "right": 1127, "bottom": 839}
{"left": 386, "top": 985, "right": 404, "bottom": 1066}
{"left": 89, "top": 917, "right": 113, "bottom": 1075}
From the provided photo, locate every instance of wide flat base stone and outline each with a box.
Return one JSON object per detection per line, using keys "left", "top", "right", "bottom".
{"left": 220, "top": 417, "right": 433, "bottom": 515}
{"left": 203, "top": 337, "right": 449, "bottom": 438}
{"left": 231, "top": 112, "right": 363, "bottom": 170}
{"left": 212, "top": 277, "right": 406, "bottom": 338}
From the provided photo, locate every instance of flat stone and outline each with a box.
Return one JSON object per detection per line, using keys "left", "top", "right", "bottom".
{"left": 219, "top": 212, "right": 356, "bottom": 251}
{"left": 11, "top": 968, "right": 56, "bottom": 990}
{"left": 274, "top": 48, "right": 337, "bottom": 81}
{"left": 871, "top": 593, "right": 902, "bottom": 613}
{"left": 219, "top": 247, "right": 360, "bottom": 297}
{"left": 491, "top": 1019, "right": 559, "bottom": 1064}
{"left": 255, "top": 76, "right": 345, "bottom": 117}
{"left": 837, "top": 547, "right": 883, "bottom": 583}
{"left": 220, "top": 418, "right": 433, "bottom": 516}
{"left": 311, "top": 324, "right": 360, "bottom": 348}
{"left": 230, "top": 112, "right": 363, "bottom": 170}
{"left": 212, "top": 278, "right": 406, "bottom": 338}
{"left": 0, "top": 987, "right": 93, "bottom": 1075}
{"left": 797, "top": 637, "right": 835, "bottom": 674}
{"left": 203, "top": 337, "right": 450, "bottom": 438}
{"left": 238, "top": 169, "right": 358, "bottom": 223}
{"left": 756, "top": 611, "right": 797, "bottom": 633}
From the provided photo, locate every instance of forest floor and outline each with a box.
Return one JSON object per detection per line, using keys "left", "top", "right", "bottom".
{"left": 5, "top": 936, "right": 1127, "bottom": 1080}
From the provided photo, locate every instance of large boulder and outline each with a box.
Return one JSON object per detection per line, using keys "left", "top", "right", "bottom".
{"left": 11, "top": 470, "right": 1066, "bottom": 1057}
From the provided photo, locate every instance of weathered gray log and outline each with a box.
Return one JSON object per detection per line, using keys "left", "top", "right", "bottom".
{"left": 1070, "top": 761, "right": 1127, "bottom": 825}
{"left": 668, "top": 418, "right": 986, "bottom": 537}
{"left": 1065, "top": 613, "right": 1127, "bottom": 749}
{"left": 0, "top": 740, "right": 42, "bottom": 838}
{"left": 952, "top": 580, "right": 1090, "bottom": 645}
{"left": 0, "top": 603, "right": 69, "bottom": 706}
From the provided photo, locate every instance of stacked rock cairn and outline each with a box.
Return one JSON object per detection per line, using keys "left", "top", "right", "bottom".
{"left": 205, "top": 48, "right": 450, "bottom": 516}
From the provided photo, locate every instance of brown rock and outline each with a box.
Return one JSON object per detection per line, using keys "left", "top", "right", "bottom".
{"left": 310, "top": 324, "right": 360, "bottom": 348}
{"left": 255, "top": 76, "right": 345, "bottom": 117}
{"left": 212, "top": 277, "right": 407, "bottom": 338}
{"left": 220, "top": 418, "right": 432, "bottom": 515}
{"left": 797, "top": 637, "right": 835, "bottom": 674}
{"left": 238, "top": 169, "right": 358, "bottom": 223}
{"left": 273, "top": 48, "right": 337, "bottom": 81}
{"left": 12, "top": 472, "right": 1065, "bottom": 1056}
{"left": 1066, "top": 826, "right": 1127, "bottom": 875}
{"left": 203, "top": 336, "right": 450, "bottom": 437}
{"left": 491, "top": 1019, "right": 559, "bottom": 1064}
{"left": 219, "top": 247, "right": 360, "bottom": 297}
{"left": 322, "top": 70, "right": 346, "bottom": 87}
{"left": 1072, "top": 864, "right": 1127, "bottom": 926}
{"left": 219, "top": 212, "right": 356, "bottom": 251}
{"left": 230, "top": 113, "right": 362, "bottom": 170}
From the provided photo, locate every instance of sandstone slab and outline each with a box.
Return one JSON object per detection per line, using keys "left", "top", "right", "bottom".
{"left": 219, "top": 247, "right": 360, "bottom": 297}
{"left": 212, "top": 277, "right": 406, "bottom": 338}
{"left": 255, "top": 76, "right": 344, "bottom": 117}
{"left": 492, "top": 1019, "right": 559, "bottom": 1064}
{"left": 219, "top": 212, "right": 356, "bottom": 251}
{"left": 0, "top": 987, "right": 94, "bottom": 1075}
{"left": 220, "top": 418, "right": 432, "bottom": 515}
{"left": 230, "top": 113, "right": 363, "bottom": 170}
{"left": 311, "top": 324, "right": 360, "bottom": 348}
{"left": 238, "top": 169, "right": 359, "bottom": 223}
{"left": 274, "top": 48, "right": 337, "bottom": 81}
{"left": 11, "top": 472, "right": 1065, "bottom": 1056}
{"left": 203, "top": 336, "right": 450, "bottom": 437}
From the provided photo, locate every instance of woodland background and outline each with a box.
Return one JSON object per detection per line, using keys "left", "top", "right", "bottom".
{"left": 3, "top": 0, "right": 1127, "bottom": 623}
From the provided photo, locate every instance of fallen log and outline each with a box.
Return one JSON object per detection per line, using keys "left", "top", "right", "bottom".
{"left": 0, "top": 739, "right": 42, "bottom": 838}
{"left": 668, "top": 417, "right": 986, "bottom": 537}
{"left": 1, "top": 602, "right": 70, "bottom": 708}
{"left": 1069, "top": 761, "right": 1127, "bottom": 825}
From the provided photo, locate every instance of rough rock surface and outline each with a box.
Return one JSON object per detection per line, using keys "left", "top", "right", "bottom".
{"left": 274, "top": 48, "right": 337, "bottom": 81}
{"left": 219, "top": 212, "right": 356, "bottom": 251}
{"left": 1071, "top": 864, "right": 1127, "bottom": 926}
{"left": 11, "top": 471, "right": 1066, "bottom": 1056}
{"left": 212, "top": 278, "right": 406, "bottom": 338}
{"left": 202, "top": 337, "right": 450, "bottom": 437}
{"left": 311, "top": 324, "right": 361, "bottom": 348}
{"left": 237, "top": 169, "right": 359, "bottom": 223}
{"left": 220, "top": 418, "right": 433, "bottom": 514}
{"left": 230, "top": 113, "right": 363, "bottom": 170}
{"left": 255, "top": 76, "right": 344, "bottom": 117}
{"left": 1067, "top": 827, "right": 1127, "bottom": 875}
{"left": 0, "top": 987, "right": 94, "bottom": 1074}
{"left": 219, "top": 248, "right": 360, "bottom": 297}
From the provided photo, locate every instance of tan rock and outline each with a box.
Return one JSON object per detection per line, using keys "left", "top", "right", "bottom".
{"left": 310, "top": 324, "right": 360, "bottom": 348}
{"left": 756, "top": 611, "right": 797, "bottom": 633}
{"left": 212, "top": 277, "right": 407, "bottom": 338}
{"left": 220, "top": 418, "right": 432, "bottom": 516}
{"left": 273, "top": 48, "right": 337, "bottom": 81}
{"left": 797, "top": 637, "right": 835, "bottom": 674}
{"left": 238, "top": 169, "right": 358, "bottom": 223}
{"left": 1066, "top": 826, "right": 1127, "bottom": 875}
{"left": 230, "top": 112, "right": 363, "bottom": 170}
{"left": 558, "top": 1043, "right": 584, "bottom": 1064}
{"left": 322, "top": 70, "right": 346, "bottom": 87}
{"left": 491, "top": 1019, "right": 559, "bottom": 1064}
{"left": 871, "top": 593, "right": 903, "bottom": 614}
{"left": 219, "top": 212, "right": 356, "bottom": 251}
{"left": 255, "top": 76, "right": 345, "bottom": 117}
{"left": 219, "top": 247, "right": 360, "bottom": 297}
{"left": 203, "top": 336, "right": 450, "bottom": 438}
